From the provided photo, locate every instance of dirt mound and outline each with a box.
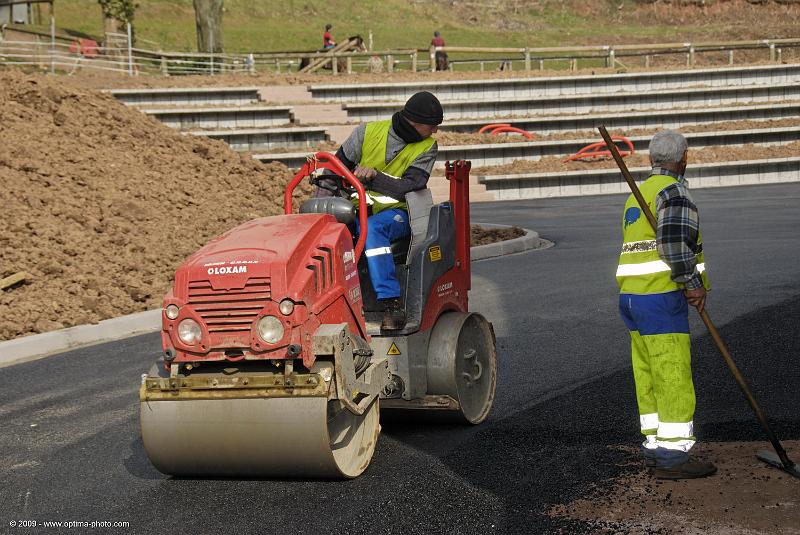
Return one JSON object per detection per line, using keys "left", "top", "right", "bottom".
{"left": 0, "top": 69, "right": 309, "bottom": 341}
{"left": 550, "top": 440, "right": 800, "bottom": 533}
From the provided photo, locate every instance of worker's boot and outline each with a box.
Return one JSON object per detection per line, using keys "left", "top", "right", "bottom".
{"left": 641, "top": 445, "right": 657, "bottom": 469}
{"left": 380, "top": 298, "right": 406, "bottom": 331}
{"left": 651, "top": 456, "right": 717, "bottom": 480}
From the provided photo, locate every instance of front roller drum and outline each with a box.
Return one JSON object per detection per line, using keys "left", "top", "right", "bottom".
{"left": 140, "top": 391, "right": 380, "bottom": 479}
{"left": 427, "top": 312, "right": 497, "bottom": 424}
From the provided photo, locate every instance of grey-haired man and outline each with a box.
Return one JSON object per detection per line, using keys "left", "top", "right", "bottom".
{"left": 616, "top": 130, "right": 716, "bottom": 479}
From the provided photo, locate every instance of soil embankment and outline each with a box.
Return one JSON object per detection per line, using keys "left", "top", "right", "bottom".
{"left": 0, "top": 70, "right": 304, "bottom": 341}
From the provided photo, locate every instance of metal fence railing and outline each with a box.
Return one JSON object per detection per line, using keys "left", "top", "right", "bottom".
{"left": 1, "top": 29, "right": 799, "bottom": 77}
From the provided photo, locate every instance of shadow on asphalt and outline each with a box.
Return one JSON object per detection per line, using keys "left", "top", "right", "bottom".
{"left": 384, "top": 294, "right": 800, "bottom": 532}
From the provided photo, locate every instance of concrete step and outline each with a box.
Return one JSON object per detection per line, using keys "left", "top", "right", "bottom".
{"left": 343, "top": 82, "right": 800, "bottom": 122}
{"left": 307, "top": 64, "right": 800, "bottom": 103}
{"left": 110, "top": 87, "right": 261, "bottom": 107}
{"left": 439, "top": 102, "right": 800, "bottom": 135}
{"left": 188, "top": 126, "right": 329, "bottom": 152}
{"left": 143, "top": 105, "right": 294, "bottom": 130}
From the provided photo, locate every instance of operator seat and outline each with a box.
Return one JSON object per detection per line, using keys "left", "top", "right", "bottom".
{"left": 388, "top": 188, "right": 432, "bottom": 265}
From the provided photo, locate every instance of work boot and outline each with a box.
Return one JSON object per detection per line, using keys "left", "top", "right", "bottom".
{"left": 380, "top": 298, "right": 406, "bottom": 331}
{"left": 650, "top": 457, "right": 717, "bottom": 480}
{"left": 641, "top": 445, "right": 657, "bottom": 469}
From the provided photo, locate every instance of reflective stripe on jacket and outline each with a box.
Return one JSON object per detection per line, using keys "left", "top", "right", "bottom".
{"left": 616, "top": 174, "right": 709, "bottom": 294}
{"left": 351, "top": 119, "right": 435, "bottom": 216}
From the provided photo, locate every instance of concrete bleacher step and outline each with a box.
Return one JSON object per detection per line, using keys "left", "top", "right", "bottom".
{"left": 188, "top": 126, "right": 330, "bottom": 152}
{"left": 143, "top": 105, "right": 294, "bottom": 130}
{"left": 307, "top": 63, "right": 800, "bottom": 102}
{"left": 439, "top": 102, "right": 800, "bottom": 135}
{"left": 343, "top": 82, "right": 800, "bottom": 122}
{"left": 110, "top": 87, "right": 262, "bottom": 107}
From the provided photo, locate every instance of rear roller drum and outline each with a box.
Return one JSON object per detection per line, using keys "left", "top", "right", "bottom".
{"left": 427, "top": 312, "right": 497, "bottom": 424}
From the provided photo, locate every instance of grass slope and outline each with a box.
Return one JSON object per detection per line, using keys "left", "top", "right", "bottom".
{"left": 53, "top": 0, "right": 800, "bottom": 53}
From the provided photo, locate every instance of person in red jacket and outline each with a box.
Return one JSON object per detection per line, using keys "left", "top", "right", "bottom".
{"left": 323, "top": 24, "right": 336, "bottom": 49}
{"left": 430, "top": 31, "right": 448, "bottom": 71}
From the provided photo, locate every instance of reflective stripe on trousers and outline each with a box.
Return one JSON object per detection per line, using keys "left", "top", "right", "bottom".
{"left": 355, "top": 208, "right": 410, "bottom": 300}
{"left": 620, "top": 291, "right": 697, "bottom": 453}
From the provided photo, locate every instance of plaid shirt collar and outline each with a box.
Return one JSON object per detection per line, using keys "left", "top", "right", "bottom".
{"left": 650, "top": 167, "right": 686, "bottom": 185}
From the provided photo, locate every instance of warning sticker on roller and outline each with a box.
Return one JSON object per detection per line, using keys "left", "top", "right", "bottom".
{"left": 428, "top": 245, "right": 442, "bottom": 262}
{"left": 387, "top": 343, "right": 401, "bottom": 356}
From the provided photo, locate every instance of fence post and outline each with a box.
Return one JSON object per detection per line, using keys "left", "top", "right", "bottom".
{"left": 480, "top": 61, "right": 485, "bottom": 72}
{"left": 570, "top": 58, "right": 577, "bottom": 72}
{"left": 689, "top": 45, "right": 695, "bottom": 66}
{"left": 777, "top": 48, "right": 782, "bottom": 63}
{"left": 161, "top": 54, "right": 168, "bottom": 75}
{"left": 50, "top": 15, "right": 55, "bottom": 74}
{"left": 368, "top": 30, "right": 373, "bottom": 51}
{"left": 524, "top": 47, "right": 531, "bottom": 71}
{"left": 645, "top": 55, "right": 650, "bottom": 68}
{"left": 387, "top": 54, "right": 394, "bottom": 73}
{"left": 539, "top": 59, "right": 544, "bottom": 71}
{"left": 127, "top": 22, "right": 133, "bottom": 76}
{"left": 209, "top": 29, "right": 214, "bottom": 75}
{"left": 411, "top": 51, "right": 417, "bottom": 72}
{"left": 769, "top": 43, "right": 776, "bottom": 62}
{"left": 346, "top": 56, "right": 352, "bottom": 74}
{"left": 429, "top": 46, "right": 435, "bottom": 72}
{"left": 729, "top": 50, "right": 734, "bottom": 65}
{"left": 332, "top": 52, "right": 338, "bottom": 75}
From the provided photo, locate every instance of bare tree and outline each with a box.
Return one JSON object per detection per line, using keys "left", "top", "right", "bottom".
{"left": 193, "top": 0, "right": 224, "bottom": 53}
{"left": 98, "top": 0, "right": 137, "bottom": 37}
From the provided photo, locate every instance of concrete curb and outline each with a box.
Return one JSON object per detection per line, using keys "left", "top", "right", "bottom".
{"left": 0, "top": 310, "right": 161, "bottom": 369}
{"left": 0, "top": 226, "right": 543, "bottom": 366}
{"left": 471, "top": 224, "right": 551, "bottom": 261}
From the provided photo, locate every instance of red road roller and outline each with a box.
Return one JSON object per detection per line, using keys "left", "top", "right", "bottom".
{"left": 139, "top": 154, "right": 497, "bottom": 478}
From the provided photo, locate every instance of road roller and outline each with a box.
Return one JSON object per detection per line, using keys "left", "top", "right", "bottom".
{"left": 139, "top": 154, "right": 497, "bottom": 478}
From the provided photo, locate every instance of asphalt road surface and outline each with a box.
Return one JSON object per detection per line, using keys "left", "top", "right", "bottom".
{"left": 2, "top": 183, "right": 799, "bottom": 534}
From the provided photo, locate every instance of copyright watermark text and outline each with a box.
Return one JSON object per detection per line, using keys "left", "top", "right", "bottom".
{"left": 9, "top": 520, "right": 129, "bottom": 529}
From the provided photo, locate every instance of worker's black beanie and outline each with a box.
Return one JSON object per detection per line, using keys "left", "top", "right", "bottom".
{"left": 402, "top": 91, "right": 444, "bottom": 126}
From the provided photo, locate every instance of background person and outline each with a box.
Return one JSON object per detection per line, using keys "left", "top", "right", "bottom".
{"left": 431, "top": 30, "right": 448, "bottom": 71}
{"left": 323, "top": 23, "right": 336, "bottom": 49}
{"left": 616, "top": 130, "right": 716, "bottom": 480}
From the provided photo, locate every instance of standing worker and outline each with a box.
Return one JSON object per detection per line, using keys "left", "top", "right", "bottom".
{"left": 616, "top": 130, "right": 716, "bottom": 480}
{"left": 430, "top": 31, "right": 448, "bottom": 71}
{"left": 323, "top": 23, "right": 336, "bottom": 49}
{"left": 316, "top": 92, "right": 443, "bottom": 330}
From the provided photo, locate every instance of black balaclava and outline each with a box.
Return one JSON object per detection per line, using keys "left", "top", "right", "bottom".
{"left": 391, "top": 112, "right": 424, "bottom": 143}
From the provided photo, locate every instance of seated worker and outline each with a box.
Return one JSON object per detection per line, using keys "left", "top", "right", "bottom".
{"left": 317, "top": 92, "right": 443, "bottom": 330}
{"left": 323, "top": 24, "right": 336, "bottom": 49}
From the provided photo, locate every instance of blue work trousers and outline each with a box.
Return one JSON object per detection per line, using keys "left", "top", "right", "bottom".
{"left": 355, "top": 208, "right": 410, "bottom": 300}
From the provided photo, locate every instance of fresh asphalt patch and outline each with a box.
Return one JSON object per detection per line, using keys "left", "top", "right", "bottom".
{"left": 386, "top": 293, "right": 800, "bottom": 533}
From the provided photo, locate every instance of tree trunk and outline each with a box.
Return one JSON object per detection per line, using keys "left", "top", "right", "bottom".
{"left": 193, "top": 0, "right": 224, "bottom": 53}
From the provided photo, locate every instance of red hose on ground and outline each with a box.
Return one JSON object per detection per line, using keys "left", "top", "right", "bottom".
{"left": 489, "top": 126, "right": 534, "bottom": 140}
{"left": 563, "top": 136, "right": 635, "bottom": 163}
{"left": 478, "top": 123, "right": 511, "bottom": 134}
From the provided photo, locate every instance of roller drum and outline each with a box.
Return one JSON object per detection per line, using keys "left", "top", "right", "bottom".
{"left": 140, "top": 393, "right": 380, "bottom": 479}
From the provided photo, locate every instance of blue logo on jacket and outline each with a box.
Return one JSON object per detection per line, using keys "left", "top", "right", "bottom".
{"left": 624, "top": 207, "right": 641, "bottom": 229}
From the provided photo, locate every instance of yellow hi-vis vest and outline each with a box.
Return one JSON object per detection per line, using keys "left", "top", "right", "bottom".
{"left": 616, "top": 174, "right": 710, "bottom": 295}
{"left": 351, "top": 119, "right": 435, "bottom": 216}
